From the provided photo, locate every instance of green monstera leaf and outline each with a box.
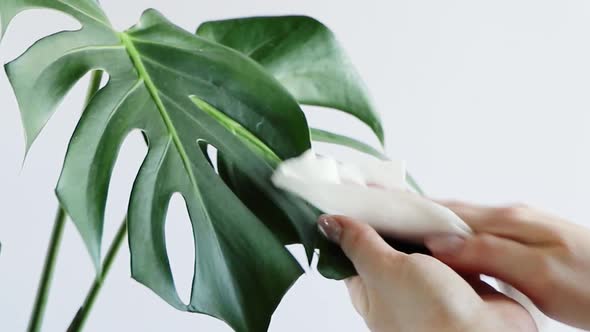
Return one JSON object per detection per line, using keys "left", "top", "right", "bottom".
{"left": 196, "top": 15, "right": 384, "bottom": 145}
{"left": 197, "top": 16, "right": 390, "bottom": 280}
{"left": 196, "top": 16, "right": 426, "bottom": 281}
{"left": 1, "top": 2, "right": 328, "bottom": 331}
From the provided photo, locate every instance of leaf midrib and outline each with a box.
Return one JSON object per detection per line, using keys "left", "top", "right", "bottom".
{"left": 118, "top": 32, "right": 250, "bottom": 321}
{"left": 189, "top": 96, "right": 281, "bottom": 164}
{"left": 118, "top": 32, "right": 203, "bottom": 212}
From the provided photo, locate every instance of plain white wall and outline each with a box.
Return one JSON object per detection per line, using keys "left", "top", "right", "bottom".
{"left": 1, "top": 0, "right": 589, "bottom": 331}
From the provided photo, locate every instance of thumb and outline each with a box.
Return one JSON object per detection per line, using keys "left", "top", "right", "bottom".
{"left": 425, "top": 233, "right": 543, "bottom": 296}
{"left": 318, "top": 215, "right": 400, "bottom": 276}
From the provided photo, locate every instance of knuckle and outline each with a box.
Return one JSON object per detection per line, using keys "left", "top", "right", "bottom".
{"left": 553, "top": 238, "right": 572, "bottom": 255}
{"left": 551, "top": 233, "right": 577, "bottom": 256}
{"left": 387, "top": 251, "right": 409, "bottom": 266}
{"left": 375, "top": 251, "right": 411, "bottom": 277}
{"left": 347, "top": 226, "right": 374, "bottom": 249}
{"left": 462, "top": 235, "right": 501, "bottom": 264}
{"left": 496, "top": 204, "right": 530, "bottom": 221}
{"left": 471, "top": 234, "right": 497, "bottom": 255}
{"left": 390, "top": 253, "right": 416, "bottom": 274}
{"left": 406, "top": 253, "right": 436, "bottom": 269}
{"left": 407, "top": 252, "right": 429, "bottom": 262}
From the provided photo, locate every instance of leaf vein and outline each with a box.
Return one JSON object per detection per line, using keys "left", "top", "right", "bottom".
{"left": 54, "top": 0, "right": 111, "bottom": 28}
{"left": 139, "top": 54, "right": 212, "bottom": 86}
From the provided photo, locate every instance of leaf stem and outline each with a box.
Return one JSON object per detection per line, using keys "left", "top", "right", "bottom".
{"left": 67, "top": 218, "right": 128, "bottom": 332}
{"left": 26, "top": 70, "right": 104, "bottom": 332}
{"left": 27, "top": 207, "right": 67, "bottom": 332}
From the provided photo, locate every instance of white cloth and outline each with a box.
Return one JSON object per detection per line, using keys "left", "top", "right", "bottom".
{"left": 271, "top": 150, "right": 471, "bottom": 241}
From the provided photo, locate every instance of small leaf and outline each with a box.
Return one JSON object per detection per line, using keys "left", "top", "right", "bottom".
{"left": 310, "top": 128, "right": 387, "bottom": 160}
{"left": 197, "top": 16, "right": 384, "bottom": 144}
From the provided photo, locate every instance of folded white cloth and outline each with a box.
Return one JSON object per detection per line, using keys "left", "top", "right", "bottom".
{"left": 271, "top": 149, "right": 545, "bottom": 330}
{"left": 271, "top": 149, "right": 471, "bottom": 241}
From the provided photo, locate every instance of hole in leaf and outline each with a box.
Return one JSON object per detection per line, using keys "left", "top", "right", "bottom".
{"left": 98, "top": 72, "right": 110, "bottom": 90}
{"left": 286, "top": 244, "right": 311, "bottom": 273}
{"left": 302, "top": 105, "right": 388, "bottom": 168}
{"left": 197, "top": 139, "right": 219, "bottom": 173}
{"left": 1, "top": 9, "right": 82, "bottom": 61}
{"left": 302, "top": 104, "right": 383, "bottom": 160}
{"left": 206, "top": 144, "right": 219, "bottom": 174}
{"left": 165, "top": 193, "right": 195, "bottom": 305}
{"left": 102, "top": 130, "right": 147, "bottom": 261}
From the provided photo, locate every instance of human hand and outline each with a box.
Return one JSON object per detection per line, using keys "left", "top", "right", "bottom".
{"left": 318, "top": 215, "right": 537, "bottom": 332}
{"left": 425, "top": 202, "right": 590, "bottom": 330}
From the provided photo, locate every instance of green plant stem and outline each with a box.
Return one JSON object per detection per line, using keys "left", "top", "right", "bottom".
{"left": 27, "top": 207, "right": 67, "bottom": 332}
{"left": 26, "top": 70, "right": 104, "bottom": 332}
{"left": 67, "top": 218, "right": 128, "bottom": 332}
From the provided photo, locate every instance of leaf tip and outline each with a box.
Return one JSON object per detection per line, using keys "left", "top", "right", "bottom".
{"left": 55, "top": 188, "right": 103, "bottom": 274}
{"left": 22, "top": 125, "right": 41, "bottom": 158}
{"left": 138, "top": 7, "right": 166, "bottom": 25}
{"left": 368, "top": 117, "right": 385, "bottom": 147}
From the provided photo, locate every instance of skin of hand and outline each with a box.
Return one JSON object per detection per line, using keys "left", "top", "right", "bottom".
{"left": 424, "top": 202, "right": 590, "bottom": 331}
{"left": 318, "top": 215, "right": 538, "bottom": 332}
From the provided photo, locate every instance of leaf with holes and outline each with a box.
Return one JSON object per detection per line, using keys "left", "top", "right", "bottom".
{"left": 1, "top": 2, "right": 323, "bottom": 331}
{"left": 197, "top": 16, "right": 394, "bottom": 279}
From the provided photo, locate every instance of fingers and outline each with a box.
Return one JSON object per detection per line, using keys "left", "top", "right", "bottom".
{"left": 436, "top": 200, "right": 558, "bottom": 245}
{"left": 425, "top": 233, "right": 543, "bottom": 296}
{"left": 318, "top": 214, "right": 401, "bottom": 276}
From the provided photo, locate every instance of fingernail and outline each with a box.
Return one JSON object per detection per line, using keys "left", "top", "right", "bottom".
{"left": 424, "top": 235, "right": 465, "bottom": 255}
{"left": 318, "top": 215, "right": 342, "bottom": 244}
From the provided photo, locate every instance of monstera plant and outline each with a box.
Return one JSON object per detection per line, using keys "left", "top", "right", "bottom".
{"left": 0, "top": 1, "right": 401, "bottom": 331}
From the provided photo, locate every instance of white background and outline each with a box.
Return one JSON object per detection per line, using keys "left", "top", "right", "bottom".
{"left": 1, "top": 0, "right": 589, "bottom": 331}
